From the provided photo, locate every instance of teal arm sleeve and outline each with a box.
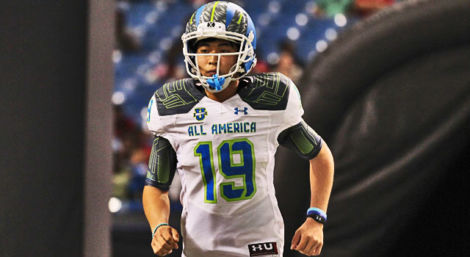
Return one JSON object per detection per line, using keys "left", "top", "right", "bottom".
{"left": 145, "top": 136, "right": 177, "bottom": 191}
{"left": 278, "top": 120, "right": 323, "bottom": 160}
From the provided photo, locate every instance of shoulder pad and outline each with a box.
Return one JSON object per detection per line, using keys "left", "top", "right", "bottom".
{"left": 154, "top": 79, "right": 205, "bottom": 116}
{"left": 238, "top": 72, "right": 290, "bottom": 110}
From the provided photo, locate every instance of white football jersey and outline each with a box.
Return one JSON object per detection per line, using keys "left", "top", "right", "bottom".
{"left": 147, "top": 73, "right": 303, "bottom": 257}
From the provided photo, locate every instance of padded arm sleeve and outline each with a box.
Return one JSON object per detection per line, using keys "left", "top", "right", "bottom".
{"left": 278, "top": 120, "right": 323, "bottom": 160}
{"left": 145, "top": 136, "right": 177, "bottom": 191}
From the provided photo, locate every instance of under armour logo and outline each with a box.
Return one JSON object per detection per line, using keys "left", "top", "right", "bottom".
{"left": 248, "top": 242, "right": 278, "bottom": 256}
{"left": 234, "top": 107, "right": 248, "bottom": 115}
{"left": 207, "top": 22, "right": 215, "bottom": 27}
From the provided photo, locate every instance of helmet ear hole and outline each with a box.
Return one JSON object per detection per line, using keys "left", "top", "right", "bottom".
{"left": 188, "top": 39, "right": 197, "bottom": 53}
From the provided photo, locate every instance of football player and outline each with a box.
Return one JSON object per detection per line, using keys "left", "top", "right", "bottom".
{"left": 143, "top": 1, "right": 334, "bottom": 256}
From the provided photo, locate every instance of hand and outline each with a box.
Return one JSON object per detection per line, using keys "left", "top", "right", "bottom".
{"left": 290, "top": 218, "right": 324, "bottom": 256}
{"left": 151, "top": 225, "right": 180, "bottom": 256}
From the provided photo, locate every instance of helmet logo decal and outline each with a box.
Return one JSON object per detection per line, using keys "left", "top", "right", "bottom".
{"left": 198, "top": 21, "right": 225, "bottom": 32}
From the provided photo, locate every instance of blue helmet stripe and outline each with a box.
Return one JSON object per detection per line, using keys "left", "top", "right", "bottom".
{"left": 225, "top": 3, "right": 236, "bottom": 27}
{"left": 195, "top": 5, "right": 205, "bottom": 26}
{"left": 246, "top": 17, "right": 256, "bottom": 49}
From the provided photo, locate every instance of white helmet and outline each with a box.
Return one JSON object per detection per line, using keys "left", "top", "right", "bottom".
{"left": 181, "top": 1, "right": 257, "bottom": 92}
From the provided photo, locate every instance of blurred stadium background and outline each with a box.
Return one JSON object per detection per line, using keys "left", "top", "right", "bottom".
{"left": 1, "top": 0, "right": 468, "bottom": 257}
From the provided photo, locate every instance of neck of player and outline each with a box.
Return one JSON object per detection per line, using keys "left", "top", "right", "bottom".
{"left": 205, "top": 80, "right": 239, "bottom": 102}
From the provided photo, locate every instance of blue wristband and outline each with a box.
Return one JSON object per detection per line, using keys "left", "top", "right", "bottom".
{"left": 152, "top": 223, "right": 169, "bottom": 238}
{"left": 306, "top": 207, "right": 327, "bottom": 224}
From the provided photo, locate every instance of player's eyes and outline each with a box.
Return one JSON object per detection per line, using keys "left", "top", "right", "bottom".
{"left": 197, "top": 47, "right": 233, "bottom": 54}
{"left": 219, "top": 48, "right": 235, "bottom": 53}
{"left": 197, "top": 46, "right": 210, "bottom": 53}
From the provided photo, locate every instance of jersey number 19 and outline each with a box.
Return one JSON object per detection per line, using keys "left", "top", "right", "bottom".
{"left": 194, "top": 138, "right": 256, "bottom": 203}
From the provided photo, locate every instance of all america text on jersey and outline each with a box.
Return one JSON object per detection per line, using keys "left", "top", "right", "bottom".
{"left": 187, "top": 122, "right": 257, "bottom": 136}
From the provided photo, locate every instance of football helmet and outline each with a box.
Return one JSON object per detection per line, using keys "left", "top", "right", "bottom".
{"left": 181, "top": 1, "right": 257, "bottom": 92}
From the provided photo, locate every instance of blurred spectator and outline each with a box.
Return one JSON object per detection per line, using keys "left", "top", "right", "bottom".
{"left": 252, "top": 47, "right": 271, "bottom": 74}
{"left": 112, "top": 105, "right": 152, "bottom": 200}
{"left": 315, "top": 0, "right": 353, "bottom": 17}
{"left": 273, "top": 41, "right": 304, "bottom": 84}
{"left": 313, "top": 0, "right": 396, "bottom": 18}
{"left": 354, "top": 0, "right": 396, "bottom": 16}
{"left": 188, "top": 0, "right": 209, "bottom": 7}
{"left": 127, "top": 133, "right": 152, "bottom": 200}
{"left": 115, "top": 8, "right": 141, "bottom": 52}
{"left": 252, "top": 59, "right": 270, "bottom": 74}
{"left": 153, "top": 35, "right": 186, "bottom": 82}
{"left": 114, "top": 105, "right": 136, "bottom": 139}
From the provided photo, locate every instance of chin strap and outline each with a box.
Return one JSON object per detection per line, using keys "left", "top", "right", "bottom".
{"left": 206, "top": 74, "right": 226, "bottom": 91}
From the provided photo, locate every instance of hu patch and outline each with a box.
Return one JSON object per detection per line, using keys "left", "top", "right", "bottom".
{"left": 248, "top": 242, "right": 278, "bottom": 256}
{"left": 193, "top": 107, "right": 207, "bottom": 121}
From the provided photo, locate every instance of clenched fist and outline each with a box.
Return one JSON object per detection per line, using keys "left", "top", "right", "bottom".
{"left": 151, "top": 225, "right": 180, "bottom": 256}
{"left": 291, "top": 218, "right": 324, "bottom": 256}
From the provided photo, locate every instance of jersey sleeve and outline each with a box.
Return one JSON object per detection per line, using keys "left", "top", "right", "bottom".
{"left": 276, "top": 77, "right": 324, "bottom": 159}
{"left": 277, "top": 120, "right": 323, "bottom": 160}
{"left": 146, "top": 94, "right": 164, "bottom": 134}
{"left": 278, "top": 76, "right": 304, "bottom": 133}
{"left": 145, "top": 136, "right": 177, "bottom": 191}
